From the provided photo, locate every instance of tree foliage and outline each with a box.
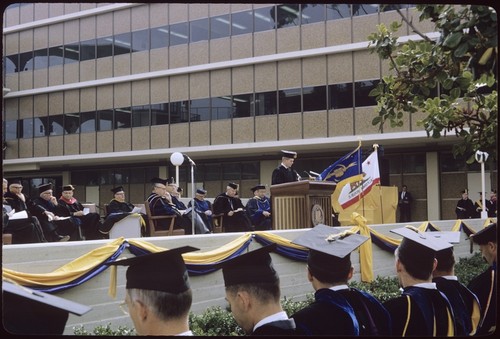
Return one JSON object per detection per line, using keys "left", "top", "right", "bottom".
{"left": 368, "top": 5, "right": 497, "bottom": 163}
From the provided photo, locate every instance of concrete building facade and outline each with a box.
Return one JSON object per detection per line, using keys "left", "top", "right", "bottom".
{"left": 2, "top": 3, "right": 496, "bottom": 221}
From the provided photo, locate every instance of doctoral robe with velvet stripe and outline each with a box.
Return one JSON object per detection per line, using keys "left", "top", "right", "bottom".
{"left": 468, "top": 264, "right": 496, "bottom": 335}
{"left": 383, "top": 286, "right": 456, "bottom": 336}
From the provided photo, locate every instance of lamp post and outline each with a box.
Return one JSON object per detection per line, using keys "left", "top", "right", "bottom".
{"left": 475, "top": 150, "right": 489, "bottom": 219}
{"left": 170, "top": 152, "right": 184, "bottom": 186}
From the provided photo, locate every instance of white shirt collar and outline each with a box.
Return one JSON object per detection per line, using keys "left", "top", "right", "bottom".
{"left": 437, "top": 275, "right": 458, "bottom": 281}
{"left": 280, "top": 163, "right": 288, "bottom": 169}
{"left": 176, "top": 330, "right": 194, "bottom": 336}
{"left": 329, "top": 284, "right": 349, "bottom": 291}
{"left": 253, "top": 311, "right": 288, "bottom": 332}
{"left": 412, "top": 282, "right": 437, "bottom": 289}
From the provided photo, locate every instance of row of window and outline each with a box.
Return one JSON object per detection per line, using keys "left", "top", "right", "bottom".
{"left": 3, "top": 80, "right": 379, "bottom": 140}
{"left": 3, "top": 4, "right": 414, "bottom": 74}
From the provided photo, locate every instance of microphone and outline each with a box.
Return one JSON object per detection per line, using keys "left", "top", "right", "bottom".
{"left": 184, "top": 154, "right": 196, "bottom": 166}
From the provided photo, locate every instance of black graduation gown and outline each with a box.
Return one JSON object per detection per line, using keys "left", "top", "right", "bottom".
{"left": 31, "top": 197, "right": 80, "bottom": 241}
{"left": 292, "top": 287, "right": 391, "bottom": 336}
{"left": 58, "top": 198, "right": 102, "bottom": 240}
{"left": 212, "top": 193, "right": 252, "bottom": 232}
{"left": 251, "top": 319, "right": 297, "bottom": 336}
{"left": 456, "top": 198, "right": 475, "bottom": 219}
{"left": 271, "top": 165, "right": 299, "bottom": 185}
{"left": 467, "top": 264, "right": 497, "bottom": 335}
{"left": 433, "top": 276, "right": 481, "bottom": 336}
{"left": 383, "top": 286, "right": 456, "bottom": 336}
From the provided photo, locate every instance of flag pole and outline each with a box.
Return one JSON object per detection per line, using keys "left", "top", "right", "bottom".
{"left": 372, "top": 144, "right": 384, "bottom": 224}
{"left": 357, "top": 139, "right": 364, "bottom": 218}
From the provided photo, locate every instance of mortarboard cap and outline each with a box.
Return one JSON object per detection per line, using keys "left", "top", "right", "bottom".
{"left": 292, "top": 224, "right": 369, "bottom": 259}
{"left": 251, "top": 184, "right": 266, "bottom": 192}
{"left": 391, "top": 226, "right": 453, "bottom": 253}
{"left": 37, "top": 183, "right": 52, "bottom": 194}
{"left": 281, "top": 150, "right": 297, "bottom": 159}
{"left": 196, "top": 188, "right": 207, "bottom": 195}
{"left": 150, "top": 177, "right": 168, "bottom": 186}
{"left": 177, "top": 186, "right": 183, "bottom": 193}
{"left": 426, "top": 231, "right": 461, "bottom": 244}
{"left": 220, "top": 244, "right": 279, "bottom": 287}
{"left": 471, "top": 223, "right": 497, "bottom": 245}
{"left": 2, "top": 280, "right": 92, "bottom": 335}
{"left": 107, "top": 246, "right": 199, "bottom": 294}
{"left": 62, "top": 184, "right": 75, "bottom": 191}
{"left": 292, "top": 225, "right": 369, "bottom": 283}
{"left": 110, "top": 186, "right": 124, "bottom": 194}
{"left": 461, "top": 189, "right": 468, "bottom": 194}
{"left": 228, "top": 182, "right": 238, "bottom": 190}
{"left": 166, "top": 177, "right": 176, "bottom": 185}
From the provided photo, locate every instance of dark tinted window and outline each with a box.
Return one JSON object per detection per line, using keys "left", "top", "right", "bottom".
{"left": 4, "top": 55, "right": 18, "bottom": 73}
{"left": 329, "top": 83, "right": 353, "bottom": 109}
{"left": 33, "top": 117, "right": 47, "bottom": 137}
{"left": 4, "top": 121, "right": 18, "bottom": 140}
{"left": 151, "top": 26, "right": 169, "bottom": 49}
{"left": 233, "top": 93, "right": 253, "bottom": 118}
{"left": 301, "top": 4, "right": 325, "bottom": 25}
{"left": 231, "top": 11, "right": 253, "bottom": 36}
{"left": 274, "top": 4, "right": 301, "bottom": 28}
{"left": 22, "top": 119, "right": 33, "bottom": 138}
{"left": 223, "top": 163, "right": 241, "bottom": 180}
{"left": 353, "top": 4, "right": 379, "bottom": 16}
{"left": 255, "top": 91, "right": 277, "bottom": 116}
{"left": 254, "top": 6, "right": 275, "bottom": 32}
{"left": 211, "top": 15, "right": 231, "bottom": 39}
{"left": 190, "top": 98, "right": 210, "bottom": 121}
{"left": 33, "top": 48, "right": 48, "bottom": 69}
{"left": 63, "top": 43, "right": 79, "bottom": 64}
{"left": 115, "top": 107, "right": 131, "bottom": 129}
{"left": 190, "top": 18, "right": 209, "bottom": 43}
{"left": 19, "top": 51, "right": 33, "bottom": 71}
{"left": 132, "top": 105, "right": 150, "bottom": 127}
{"left": 211, "top": 97, "right": 232, "bottom": 120}
{"left": 97, "top": 37, "right": 113, "bottom": 58}
{"left": 48, "top": 115, "right": 64, "bottom": 136}
{"left": 242, "top": 162, "right": 259, "bottom": 179}
{"left": 403, "top": 154, "right": 426, "bottom": 173}
{"left": 80, "top": 111, "right": 96, "bottom": 133}
{"left": 326, "top": 4, "right": 351, "bottom": 20}
{"left": 48, "top": 46, "right": 64, "bottom": 67}
{"left": 80, "top": 39, "right": 96, "bottom": 61}
{"left": 170, "top": 101, "right": 190, "bottom": 123}
{"left": 114, "top": 32, "right": 131, "bottom": 56}
{"left": 355, "top": 80, "right": 379, "bottom": 107}
{"left": 279, "top": 88, "right": 301, "bottom": 114}
{"left": 64, "top": 113, "right": 80, "bottom": 134}
{"left": 132, "top": 29, "right": 150, "bottom": 52}
{"left": 303, "top": 85, "right": 327, "bottom": 112}
{"left": 151, "top": 103, "right": 169, "bottom": 125}
{"left": 169, "top": 22, "right": 189, "bottom": 46}
{"left": 97, "top": 109, "right": 113, "bottom": 131}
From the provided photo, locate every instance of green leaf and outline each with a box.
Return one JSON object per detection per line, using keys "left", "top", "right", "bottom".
{"left": 443, "top": 32, "right": 463, "bottom": 48}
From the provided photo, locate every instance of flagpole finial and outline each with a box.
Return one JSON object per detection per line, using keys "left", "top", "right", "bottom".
{"left": 372, "top": 144, "right": 379, "bottom": 150}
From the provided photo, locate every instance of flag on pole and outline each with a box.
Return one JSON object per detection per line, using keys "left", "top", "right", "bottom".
{"left": 316, "top": 144, "right": 362, "bottom": 182}
{"left": 337, "top": 149, "right": 380, "bottom": 209}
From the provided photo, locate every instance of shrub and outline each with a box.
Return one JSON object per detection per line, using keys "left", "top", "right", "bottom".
{"left": 455, "top": 252, "right": 489, "bottom": 286}
{"left": 189, "top": 305, "right": 244, "bottom": 336}
{"left": 349, "top": 276, "right": 401, "bottom": 303}
{"left": 73, "top": 323, "right": 135, "bottom": 336}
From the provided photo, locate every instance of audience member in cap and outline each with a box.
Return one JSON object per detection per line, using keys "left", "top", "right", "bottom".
{"left": 108, "top": 246, "right": 199, "bottom": 335}
{"left": 57, "top": 184, "right": 103, "bottom": 240}
{"left": 3, "top": 178, "right": 47, "bottom": 244}
{"left": 467, "top": 223, "right": 497, "bottom": 335}
{"left": 213, "top": 183, "right": 252, "bottom": 233}
{"left": 486, "top": 190, "right": 497, "bottom": 217}
{"left": 290, "top": 225, "right": 391, "bottom": 335}
{"left": 245, "top": 185, "right": 272, "bottom": 231}
{"left": 430, "top": 232, "right": 481, "bottom": 336}
{"left": 104, "top": 186, "right": 148, "bottom": 236}
{"left": 473, "top": 192, "right": 487, "bottom": 218}
{"left": 271, "top": 150, "right": 301, "bottom": 185}
{"left": 26, "top": 183, "right": 76, "bottom": 242}
{"left": 220, "top": 244, "right": 298, "bottom": 335}
{"left": 165, "top": 178, "right": 209, "bottom": 234}
{"left": 188, "top": 188, "right": 213, "bottom": 232}
{"left": 383, "top": 226, "right": 456, "bottom": 336}
{"left": 455, "top": 189, "right": 475, "bottom": 219}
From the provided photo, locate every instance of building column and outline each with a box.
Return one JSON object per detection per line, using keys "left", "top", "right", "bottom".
{"left": 426, "top": 152, "right": 440, "bottom": 220}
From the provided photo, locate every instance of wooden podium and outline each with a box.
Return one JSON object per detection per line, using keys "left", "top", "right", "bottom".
{"left": 270, "top": 181, "right": 336, "bottom": 230}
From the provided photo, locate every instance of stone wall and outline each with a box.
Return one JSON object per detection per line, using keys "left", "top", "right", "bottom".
{"left": 1, "top": 219, "right": 486, "bottom": 334}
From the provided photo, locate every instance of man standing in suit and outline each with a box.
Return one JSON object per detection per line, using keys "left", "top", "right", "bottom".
{"left": 398, "top": 185, "right": 413, "bottom": 222}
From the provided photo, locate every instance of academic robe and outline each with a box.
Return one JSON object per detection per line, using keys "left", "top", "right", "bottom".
{"left": 468, "top": 264, "right": 497, "bottom": 335}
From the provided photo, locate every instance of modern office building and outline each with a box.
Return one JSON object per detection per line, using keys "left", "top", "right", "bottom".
{"left": 2, "top": 3, "right": 496, "bottom": 221}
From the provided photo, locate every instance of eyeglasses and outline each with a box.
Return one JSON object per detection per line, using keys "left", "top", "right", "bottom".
{"left": 154, "top": 186, "right": 167, "bottom": 190}
{"left": 119, "top": 300, "right": 129, "bottom": 315}
{"left": 10, "top": 186, "right": 23, "bottom": 189}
